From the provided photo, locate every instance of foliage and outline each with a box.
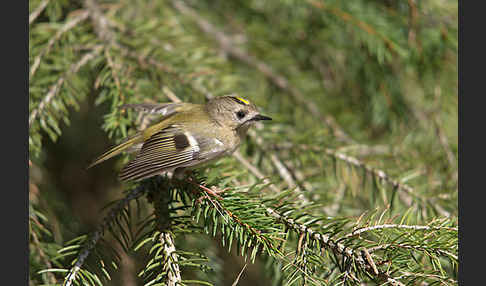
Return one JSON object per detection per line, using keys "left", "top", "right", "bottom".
{"left": 29, "top": 0, "right": 457, "bottom": 285}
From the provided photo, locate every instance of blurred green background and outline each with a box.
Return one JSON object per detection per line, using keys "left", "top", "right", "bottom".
{"left": 29, "top": 0, "right": 457, "bottom": 285}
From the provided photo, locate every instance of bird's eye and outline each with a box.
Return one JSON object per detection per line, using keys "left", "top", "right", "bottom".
{"left": 236, "top": 110, "right": 246, "bottom": 119}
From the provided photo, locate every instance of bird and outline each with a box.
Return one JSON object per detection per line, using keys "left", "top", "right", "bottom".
{"left": 87, "top": 96, "right": 272, "bottom": 182}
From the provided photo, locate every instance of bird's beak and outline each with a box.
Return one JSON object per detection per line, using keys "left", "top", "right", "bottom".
{"left": 252, "top": 114, "right": 272, "bottom": 121}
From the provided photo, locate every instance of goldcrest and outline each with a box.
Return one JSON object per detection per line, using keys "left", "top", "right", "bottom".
{"left": 88, "top": 96, "right": 271, "bottom": 181}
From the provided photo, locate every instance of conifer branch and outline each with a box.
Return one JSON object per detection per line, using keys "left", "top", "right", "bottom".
{"left": 104, "top": 49, "right": 121, "bottom": 90}
{"left": 324, "top": 147, "right": 451, "bottom": 217}
{"left": 201, "top": 180, "right": 455, "bottom": 285}
{"left": 263, "top": 199, "right": 410, "bottom": 285}
{"left": 233, "top": 150, "right": 311, "bottom": 205}
{"left": 366, "top": 243, "right": 458, "bottom": 261}
{"left": 201, "top": 184, "right": 401, "bottom": 284}
{"left": 325, "top": 148, "right": 415, "bottom": 199}
{"left": 336, "top": 144, "right": 392, "bottom": 157}
{"left": 29, "top": 45, "right": 103, "bottom": 128}
{"left": 264, "top": 206, "right": 366, "bottom": 268}
{"left": 196, "top": 182, "right": 325, "bottom": 284}
{"left": 159, "top": 232, "right": 182, "bottom": 286}
{"left": 394, "top": 272, "right": 457, "bottom": 285}
{"left": 405, "top": 87, "right": 458, "bottom": 189}
{"left": 83, "top": 0, "right": 185, "bottom": 104}
{"left": 307, "top": 0, "right": 402, "bottom": 56}
{"left": 84, "top": 0, "right": 115, "bottom": 44}
{"left": 30, "top": 10, "right": 90, "bottom": 78}
{"left": 120, "top": 47, "right": 180, "bottom": 77}
{"left": 63, "top": 185, "right": 147, "bottom": 286}
{"left": 273, "top": 143, "right": 452, "bottom": 217}
{"left": 263, "top": 202, "right": 454, "bottom": 285}
{"left": 345, "top": 223, "right": 457, "bottom": 238}
{"left": 231, "top": 263, "right": 247, "bottom": 286}
{"left": 172, "top": 0, "right": 354, "bottom": 144}
{"left": 84, "top": 0, "right": 180, "bottom": 77}
{"left": 386, "top": 277, "right": 406, "bottom": 286}
{"left": 149, "top": 179, "right": 183, "bottom": 285}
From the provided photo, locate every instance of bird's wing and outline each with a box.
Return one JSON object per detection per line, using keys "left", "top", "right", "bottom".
{"left": 119, "top": 125, "right": 225, "bottom": 182}
{"left": 86, "top": 131, "right": 145, "bottom": 169}
{"left": 87, "top": 104, "right": 185, "bottom": 169}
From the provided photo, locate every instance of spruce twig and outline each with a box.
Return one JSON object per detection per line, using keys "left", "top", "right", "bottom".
{"left": 151, "top": 185, "right": 182, "bottom": 286}
{"left": 273, "top": 143, "right": 451, "bottom": 217}
{"left": 29, "top": 45, "right": 103, "bottom": 128}
{"left": 159, "top": 232, "right": 182, "bottom": 286}
{"left": 366, "top": 243, "right": 458, "bottom": 261}
{"left": 30, "top": 10, "right": 90, "bottom": 78}
{"left": 345, "top": 223, "right": 457, "bottom": 238}
{"left": 63, "top": 185, "right": 147, "bottom": 286}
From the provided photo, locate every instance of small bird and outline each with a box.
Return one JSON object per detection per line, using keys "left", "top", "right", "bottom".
{"left": 88, "top": 96, "right": 272, "bottom": 182}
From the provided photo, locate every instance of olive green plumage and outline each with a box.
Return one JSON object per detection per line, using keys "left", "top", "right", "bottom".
{"left": 88, "top": 96, "right": 271, "bottom": 182}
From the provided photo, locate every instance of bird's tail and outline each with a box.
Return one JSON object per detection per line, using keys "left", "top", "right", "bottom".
{"left": 87, "top": 133, "right": 143, "bottom": 169}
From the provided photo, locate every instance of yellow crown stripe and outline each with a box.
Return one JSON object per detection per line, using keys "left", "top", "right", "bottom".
{"left": 235, "top": 97, "right": 250, "bottom": 105}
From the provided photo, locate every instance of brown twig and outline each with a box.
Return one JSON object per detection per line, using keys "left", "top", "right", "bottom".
{"left": 231, "top": 263, "right": 247, "bottom": 286}
{"left": 407, "top": 0, "right": 421, "bottom": 53}
{"left": 30, "top": 218, "right": 57, "bottom": 284}
{"left": 336, "top": 144, "right": 392, "bottom": 157}
{"left": 284, "top": 160, "right": 315, "bottom": 193}
{"left": 29, "top": 0, "right": 50, "bottom": 25}
{"left": 247, "top": 128, "right": 310, "bottom": 196}
{"left": 232, "top": 150, "right": 280, "bottom": 194}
